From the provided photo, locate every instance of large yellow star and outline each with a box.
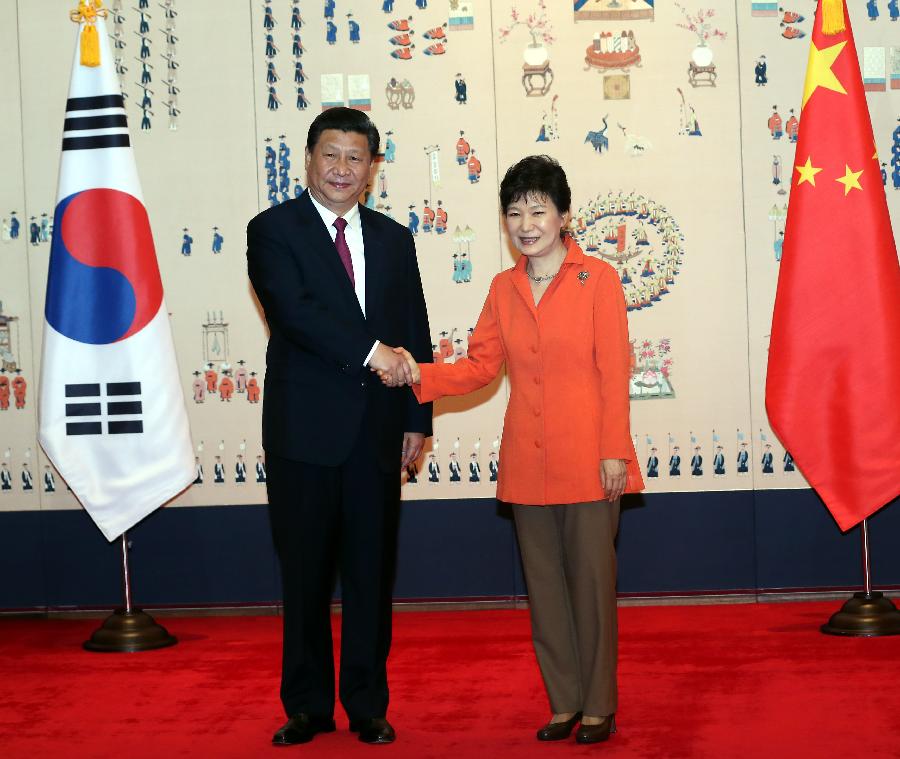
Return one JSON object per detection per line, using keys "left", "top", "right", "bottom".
{"left": 795, "top": 156, "right": 822, "bottom": 187}
{"left": 802, "top": 41, "right": 847, "bottom": 109}
{"left": 835, "top": 165, "right": 863, "bottom": 196}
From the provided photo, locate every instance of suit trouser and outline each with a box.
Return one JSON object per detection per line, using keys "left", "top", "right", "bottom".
{"left": 266, "top": 427, "right": 400, "bottom": 721}
{"left": 512, "top": 499, "right": 620, "bottom": 717}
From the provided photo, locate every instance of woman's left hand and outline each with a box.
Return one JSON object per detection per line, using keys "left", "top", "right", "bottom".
{"left": 600, "top": 459, "right": 627, "bottom": 502}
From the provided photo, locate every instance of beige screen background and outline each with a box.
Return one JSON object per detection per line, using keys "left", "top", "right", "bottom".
{"left": 0, "top": 0, "right": 897, "bottom": 515}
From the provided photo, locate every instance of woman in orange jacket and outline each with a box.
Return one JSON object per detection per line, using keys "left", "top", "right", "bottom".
{"left": 380, "top": 156, "right": 643, "bottom": 744}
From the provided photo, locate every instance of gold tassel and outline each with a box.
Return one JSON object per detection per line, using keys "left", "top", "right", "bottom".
{"left": 80, "top": 23, "right": 100, "bottom": 67}
{"left": 821, "top": 0, "right": 846, "bottom": 35}
{"left": 70, "top": 0, "right": 107, "bottom": 67}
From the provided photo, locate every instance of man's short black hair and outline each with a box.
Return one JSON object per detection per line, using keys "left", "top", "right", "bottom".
{"left": 499, "top": 155, "right": 571, "bottom": 215}
{"left": 306, "top": 107, "right": 380, "bottom": 157}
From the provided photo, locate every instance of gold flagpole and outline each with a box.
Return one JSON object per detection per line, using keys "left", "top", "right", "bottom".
{"left": 83, "top": 532, "right": 178, "bottom": 652}
{"left": 821, "top": 519, "right": 900, "bottom": 637}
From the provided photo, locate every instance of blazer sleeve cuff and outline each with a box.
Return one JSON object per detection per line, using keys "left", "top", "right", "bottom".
{"left": 411, "top": 363, "right": 440, "bottom": 404}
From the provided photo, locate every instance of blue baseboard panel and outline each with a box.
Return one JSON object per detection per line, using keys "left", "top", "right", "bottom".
{"left": 616, "top": 491, "right": 759, "bottom": 593}
{"left": 753, "top": 489, "right": 900, "bottom": 590}
{"left": 0, "top": 490, "right": 898, "bottom": 609}
{"left": 394, "top": 500, "right": 523, "bottom": 600}
{"left": 0, "top": 511, "right": 48, "bottom": 609}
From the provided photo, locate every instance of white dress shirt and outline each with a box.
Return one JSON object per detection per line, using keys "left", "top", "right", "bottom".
{"left": 308, "top": 193, "right": 379, "bottom": 366}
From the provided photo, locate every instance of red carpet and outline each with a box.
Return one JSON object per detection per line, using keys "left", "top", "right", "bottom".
{"left": 1, "top": 602, "right": 899, "bottom": 758}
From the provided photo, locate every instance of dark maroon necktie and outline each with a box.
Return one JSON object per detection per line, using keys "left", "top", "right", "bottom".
{"left": 332, "top": 217, "right": 355, "bottom": 286}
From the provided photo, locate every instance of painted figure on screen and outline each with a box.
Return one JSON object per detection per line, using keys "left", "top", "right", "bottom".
{"left": 669, "top": 446, "right": 681, "bottom": 476}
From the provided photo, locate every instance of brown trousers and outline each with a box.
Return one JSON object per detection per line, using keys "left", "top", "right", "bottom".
{"left": 512, "top": 499, "right": 620, "bottom": 717}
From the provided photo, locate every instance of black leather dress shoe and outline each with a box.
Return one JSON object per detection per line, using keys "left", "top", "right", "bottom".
{"left": 575, "top": 715, "right": 616, "bottom": 744}
{"left": 536, "top": 712, "right": 582, "bottom": 741}
{"left": 272, "top": 713, "right": 336, "bottom": 745}
{"left": 349, "top": 717, "right": 396, "bottom": 744}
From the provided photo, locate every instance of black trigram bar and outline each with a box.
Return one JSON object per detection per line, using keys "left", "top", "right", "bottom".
{"left": 107, "top": 401, "right": 142, "bottom": 415}
{"left": 62, "top": 134, "right": 131, "bottom": 152}
{"left": 108, "top": 420, "right": 143, "bottom": 434}
{"left": 107, "top": 382, "right": 142, "bottom": 395}
{"left": 63, "top": 114, "right": 128, "bottom": 131}
{"left": 65, "top": 383, "right": 101, "bottom": 397}
{"left": 63, "top": 381, "right": 144, "bottom": 435}
{"left": 66, "top": 421, "right": 103, "bottom": 436}
{"left": 66, "top": 94, "right": 125, "bottom": 111}
{"left": 65, "top": 402, "right": 101, "bottom": 417}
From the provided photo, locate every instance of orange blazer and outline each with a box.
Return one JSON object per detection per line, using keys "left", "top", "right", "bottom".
{"left": 414, "top": 238, "right": 644, "bottom": 505}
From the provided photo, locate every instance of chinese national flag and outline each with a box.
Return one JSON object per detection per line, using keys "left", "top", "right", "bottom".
{"left": 766, "top": 0, "right": 900, "bottom": 531}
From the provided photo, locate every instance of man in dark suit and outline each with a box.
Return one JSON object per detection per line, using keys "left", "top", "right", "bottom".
{"left": 247, "top": 108, "right": 432, "bottom": 746}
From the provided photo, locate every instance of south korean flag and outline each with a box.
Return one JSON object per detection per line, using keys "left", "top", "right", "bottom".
{"left": 38, "top": 12, "right": 194, "bottom": 541}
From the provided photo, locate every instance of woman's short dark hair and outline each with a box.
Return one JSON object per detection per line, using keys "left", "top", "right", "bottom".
{"left": 306, "top": 107, "right": 380, "bottom": 157}
{"left": 499, "top": 155, "right": 571, "bottom": 214}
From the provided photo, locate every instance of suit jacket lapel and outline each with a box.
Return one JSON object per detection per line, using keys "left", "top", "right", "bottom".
{"left": 510, "top": 256, "right": 538, "bottom": 316}
{"left": 361, "top": 206, "right": 383, "bottom": 327}
{"left": 294, "top": 191, "right": 365, "bottom": 319}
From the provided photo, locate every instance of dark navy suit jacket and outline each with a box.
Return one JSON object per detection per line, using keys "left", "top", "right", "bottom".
{"left": 247, "top": 191, "right": 432, "bottom": 472}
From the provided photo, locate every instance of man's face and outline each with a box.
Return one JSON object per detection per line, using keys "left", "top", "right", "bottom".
{"left": 305, "top": 129, "right": 373, "bottom": 215}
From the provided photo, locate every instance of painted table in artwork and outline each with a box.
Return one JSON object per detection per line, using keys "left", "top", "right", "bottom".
{"left": 522, "top": 61, "right": 554, "bottom": 97}
{"left": 688, "top": 62, "right": 717, "bottom": 87}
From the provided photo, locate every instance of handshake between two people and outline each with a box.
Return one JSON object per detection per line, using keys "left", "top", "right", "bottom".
{"left": 368, "top": 343, "right": 421, "bottom": 388}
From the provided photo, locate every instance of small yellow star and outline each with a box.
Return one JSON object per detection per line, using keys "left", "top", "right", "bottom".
{"left": 795, "top": 156, "right": 822, "bottom": 187}
{"left": 835, "top": 165, "right": 863, "bottom": 196}
{"left": 802, "top": 41, "right": 847, "bottom": 109}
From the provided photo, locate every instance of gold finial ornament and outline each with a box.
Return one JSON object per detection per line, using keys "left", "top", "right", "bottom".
{"left": 821, "top": 0, "right": 846, "bottom": 36}
{"left": 70, "top": 0, "right": 108, "bottom": 67}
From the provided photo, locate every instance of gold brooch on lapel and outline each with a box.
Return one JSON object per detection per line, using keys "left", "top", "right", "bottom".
{"left": 577, "top": 271, "right": 590, "bottom": 286}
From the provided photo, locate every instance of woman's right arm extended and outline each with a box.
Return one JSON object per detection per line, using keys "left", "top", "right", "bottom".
{"left": 387, "top": 280, "right": 506, "bottom": 403}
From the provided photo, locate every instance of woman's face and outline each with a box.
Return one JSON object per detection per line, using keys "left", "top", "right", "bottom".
{"left": 504, "top": 193, "right": 569, "bottom": 259}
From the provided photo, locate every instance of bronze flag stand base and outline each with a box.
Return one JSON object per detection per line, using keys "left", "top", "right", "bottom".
{"left": 821, "top": 519, "right": 900, "bottom": 637}
{"left": 83, "top": 608, "right": 178, "bottom": 652}
{"left": 821, "top": 591, "right": 900, "bottom": 637}
{"left": 83, "top": 532, "right": 179, "bottom": 653}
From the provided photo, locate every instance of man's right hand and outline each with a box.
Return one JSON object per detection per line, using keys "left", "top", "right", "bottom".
{"left": 368, "top": 343, "right": 413, "bottom": 387}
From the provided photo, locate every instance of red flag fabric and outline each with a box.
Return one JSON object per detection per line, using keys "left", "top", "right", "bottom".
{"left": 765, "top": 0, "right": 900, "bottom": 531}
